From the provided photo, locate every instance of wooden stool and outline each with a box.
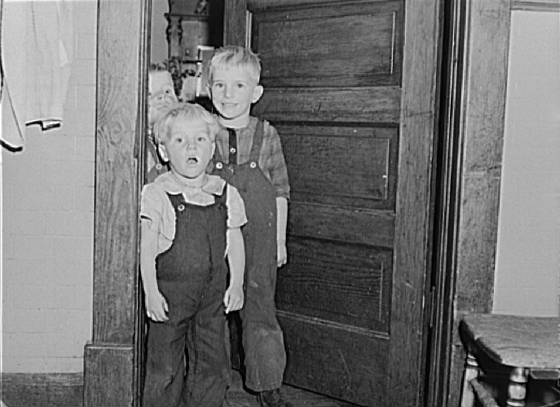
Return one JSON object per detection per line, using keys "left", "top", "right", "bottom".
{"left": 459, "top": 313, "right": 560, "bottom": 407}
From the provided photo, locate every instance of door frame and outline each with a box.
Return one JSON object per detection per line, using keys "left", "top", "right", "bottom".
{"left": 424, "top": 0, "right": 469, "bottom": 404}
{"left": 83, "top": 0, "right": 150, "bottom": 405}
{"left": 389, "top": 1, "right": 443, "bottom": 403}
{"left": 83, "top": 0, "right": 488, "bottom": 404}
{"left": 426, "top": 0, "right": 535, "bottom": 404}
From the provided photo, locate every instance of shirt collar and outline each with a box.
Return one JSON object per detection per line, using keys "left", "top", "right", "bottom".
{"left": 154, "top": 172, "right": 226, "bottom": 206}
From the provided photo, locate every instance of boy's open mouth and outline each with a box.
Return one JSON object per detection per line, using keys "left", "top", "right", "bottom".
{"left": 186, "top": 157, "right": 199, "bottom": 165}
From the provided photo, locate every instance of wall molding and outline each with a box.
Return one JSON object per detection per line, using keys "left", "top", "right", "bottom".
{"left": 512, "top": 0, "right": 560, "bottom": 11}
{"left": 1, "top": 373, "right": 83, "bottom": 406}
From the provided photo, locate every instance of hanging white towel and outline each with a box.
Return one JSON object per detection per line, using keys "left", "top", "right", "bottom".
{"left": 0, "top": 0, "right": 74, "bottom": 151}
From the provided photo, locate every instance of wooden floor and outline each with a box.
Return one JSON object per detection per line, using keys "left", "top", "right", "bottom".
{"left": 226, "top": 370, "right": 359, "bottom": 407}
{"left": 1, "top": 370, "right": 360, "bottom": 407}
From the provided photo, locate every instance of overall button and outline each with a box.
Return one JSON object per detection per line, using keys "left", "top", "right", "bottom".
{"left": 230, "top": 147, "right": 237, "bottom": 154}
{"left": 215, "top": 162, "right": 223, "bottom": 169}
{"left": 250, "top": 161, "right": 257, "bottom": 169}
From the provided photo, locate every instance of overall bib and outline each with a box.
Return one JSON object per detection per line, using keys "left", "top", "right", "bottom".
{"left": 143, "top": 192, "right": 230, "bottom": 407}
{"left": 213, "top": 121, "right": 286, "bottom": 391}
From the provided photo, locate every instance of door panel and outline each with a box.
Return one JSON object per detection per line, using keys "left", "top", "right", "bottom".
{"left": 224, "top": 0, "right": 440, "bottom": 405}
{"left": 258, "top": 87, "right": 401, "bottom": 123}
{"left": 252, "top": 1, "right": 402, "bottom": 87}
{"left": 279, "top": 313, "right": 390, "bottom": 403}
{"left": 278, "top": 124, "right": 398, "bottom": 208}
{"left": 278, "top": 238, "right": 392, "bottom": 332}
{"left": 289, "top": 202, "right": 395, "bottom": 247}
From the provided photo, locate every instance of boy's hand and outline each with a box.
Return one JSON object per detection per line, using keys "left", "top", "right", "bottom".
{"left": 277, "top": 240, "right": 287, "bottom": 268}
{"left": 145, "top": 289, "right": 169, "bottom": 322}
{"left": 223, "top": 284, "right": 244, "bottom": 314}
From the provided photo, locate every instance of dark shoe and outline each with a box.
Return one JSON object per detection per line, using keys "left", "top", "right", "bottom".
{"left": 257, "top": 389, "right": 293, "bottom": 407}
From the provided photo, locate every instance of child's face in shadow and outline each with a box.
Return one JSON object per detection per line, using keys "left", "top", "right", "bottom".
{"left": 209, "top": 66, "right": 263, "bottom": 122}
{"left": 159, "top": 117, "right": 215, "bottom": 182}
{"left": 148, "top": 71, "right": 178, "bottom": 126}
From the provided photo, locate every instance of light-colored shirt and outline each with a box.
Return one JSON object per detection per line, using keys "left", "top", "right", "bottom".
{"left": 141, "top": 172, "right": 247, "bottom": 256}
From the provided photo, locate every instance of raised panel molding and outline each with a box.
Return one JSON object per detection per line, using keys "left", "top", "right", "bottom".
{"left": 278, "top": 237, "right": 392, "bottom": 332}
{"left": 278, "top": 312, "right": 390, "bottom": 405}
{"left": 279, "top": 124, "right": 398, "bottom": 208}
{"left": 251, "top": 0, "right": 403, "bottom": 87}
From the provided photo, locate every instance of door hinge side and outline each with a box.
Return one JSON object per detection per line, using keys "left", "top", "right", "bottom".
{"left": 428, "top": 286, "right": 437, "bottom": 328}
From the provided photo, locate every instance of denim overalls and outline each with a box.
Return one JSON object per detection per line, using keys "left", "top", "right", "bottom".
{"left": 213, "top": 121, "right": 287, "bottom": 391}
{"left": 142, "top": 191, "right": 230, "bottom": 407}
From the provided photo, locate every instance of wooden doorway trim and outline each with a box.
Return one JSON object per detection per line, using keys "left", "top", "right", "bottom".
{"left": 389, "top": 1, "right": 442, "bottom": 404}
{"left": 427, "top": 0, "right": 513, "bottom": 404}
{"left": 425, "top": 0, "right": 469, "bottom": 404}
{"left": 83, "top": 0, "right": 150, "bottom": 405}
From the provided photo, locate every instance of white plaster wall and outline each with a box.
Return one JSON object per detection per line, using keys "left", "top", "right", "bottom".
{"left": 493, "top": 10, "right": 560, "bottom": 317}
{"left": 2, "top": 0, "right": 97, "bottom": 372}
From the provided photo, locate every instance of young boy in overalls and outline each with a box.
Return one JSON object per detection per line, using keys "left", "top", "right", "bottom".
{"left": 140, "top": 103, "right": 247, "bottom": 406}
{"left": 208, "top": 45, "right": 292, "bottom": 407}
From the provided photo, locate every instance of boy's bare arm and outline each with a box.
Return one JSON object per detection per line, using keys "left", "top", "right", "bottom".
{"left": 224, "top": 227, "right": 245, "bottom": 313}
{"left": 140, "top": 220, "right": 169, "bottom": 321}
{"left": 276, "top": 197, "right": 288, "bottom": 267}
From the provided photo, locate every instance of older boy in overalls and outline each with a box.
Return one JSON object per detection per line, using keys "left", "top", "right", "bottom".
{"left": 208, "top": 46, "right": 292, "bottom": 407}
{"left": 140, "top": 103, "right": 246, "bottom": 406}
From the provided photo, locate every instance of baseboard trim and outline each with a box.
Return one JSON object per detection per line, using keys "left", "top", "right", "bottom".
{"left": 1, "top": 372, "right": 83, "bottom": 407}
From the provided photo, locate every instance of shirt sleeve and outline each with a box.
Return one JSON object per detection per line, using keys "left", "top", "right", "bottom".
{"left": 140, "top": 183, "right": 163, "bottom": 230}
{"left": 140, "top": 183, "right": 175, "bottom": 250}
{"left": 262, "top": 121, "right": 291, "bottom": 199}
{"left": 226, "top": 184, "right": 247, "bottom": 229}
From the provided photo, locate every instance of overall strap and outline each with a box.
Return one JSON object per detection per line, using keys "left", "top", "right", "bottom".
{"left": 214, "top": 137, "right": 225, "bottom": 163}
{"left": 215, "top": 183, "right": 228, "bottom": 206}
{"left": 227, "top": 128, "right": 237, "bottom": 164}
{"left": 248, "top": 120, "right": 265, "bottom": 163}
{"left": 166, "top": 193, "right": 186, "bottom": 211}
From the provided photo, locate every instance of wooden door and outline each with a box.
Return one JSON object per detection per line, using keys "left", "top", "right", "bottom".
{"left": 224, "top": 0, "right": 441, "bottom": 405}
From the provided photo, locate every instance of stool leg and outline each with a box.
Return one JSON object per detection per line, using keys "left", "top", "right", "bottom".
{"left": 507, "top": 367, "right": 528, "bottom": 407}
{"left": 461, "top": 352, "right": 479, "bottom": 407}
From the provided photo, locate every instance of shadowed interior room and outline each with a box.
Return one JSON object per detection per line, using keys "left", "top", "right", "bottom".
{"left": 1, "top": 0, "right": 559, "bottom": 406}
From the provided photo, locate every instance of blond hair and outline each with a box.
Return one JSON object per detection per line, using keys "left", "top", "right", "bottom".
{"left": 208, "top": 45, "right": 261, "bottom": 84}
{"left": 153, "top": 103, "right": 220, "bottom": 144}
